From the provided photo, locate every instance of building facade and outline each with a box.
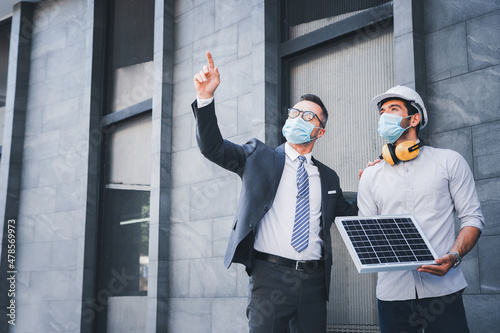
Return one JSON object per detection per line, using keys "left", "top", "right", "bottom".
{"left": 0, "top": 0, "right": 498, "bottom": 332}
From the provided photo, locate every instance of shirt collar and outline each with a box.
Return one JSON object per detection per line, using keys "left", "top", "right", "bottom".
{"left": 285, "top": 142, "right": 313, "bottom": 165}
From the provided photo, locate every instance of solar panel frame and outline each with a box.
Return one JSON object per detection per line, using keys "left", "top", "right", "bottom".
{"left": 335, "top": 215, "right": 438, "bottom": 273}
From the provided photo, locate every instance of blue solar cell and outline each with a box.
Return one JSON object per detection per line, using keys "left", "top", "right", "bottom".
{"left": 335, "top": 216, "right": 438, "bottom": 273}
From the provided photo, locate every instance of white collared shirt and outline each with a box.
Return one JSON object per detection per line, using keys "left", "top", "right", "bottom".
{"left": 253, "top": 143, "right": 323, "bottom": 260}
{"left": 358, "top": 146, "right": 484, "bottom": 301}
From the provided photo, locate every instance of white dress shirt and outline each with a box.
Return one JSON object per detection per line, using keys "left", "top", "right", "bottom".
{"left": 254, "top": 143, "right": 323, "bottom": 260}
{"left": 358, "top": 146, "right": 484, "bottom": 301}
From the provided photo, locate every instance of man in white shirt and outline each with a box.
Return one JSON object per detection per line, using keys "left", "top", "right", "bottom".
{"left": 358, "top": 85, "right": 484, "bottom": 333}
{"left": 193, "top": 52, "right": 357, "bottom": 332}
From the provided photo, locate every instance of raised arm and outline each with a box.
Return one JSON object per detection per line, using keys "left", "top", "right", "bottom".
{"left": 192, "top": 52, "right": 255, "bottom": 177}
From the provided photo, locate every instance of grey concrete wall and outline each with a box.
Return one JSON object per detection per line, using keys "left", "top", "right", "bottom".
{"left": 10, "top": 0, "right": 91, "bottom": 331}
{"left": 168, "top": 0, "right": 267, "bottom": 331}
{"left": 423, "top": 1, "right": 500, "bottom": 332}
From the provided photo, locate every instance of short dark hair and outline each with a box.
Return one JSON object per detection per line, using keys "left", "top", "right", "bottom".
{"left": 300, "top": 94, "right": 328, "bottom": 126}
{"left": 378, "top": 97, "right": 420, "bottom": 135}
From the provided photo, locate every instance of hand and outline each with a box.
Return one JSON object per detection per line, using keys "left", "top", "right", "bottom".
{"left": 417, "top": 253, "right": 455, "bottom": 276}
{"left": 194, "top": 51, "right": 220, "bottom": 99}
{"left": 358, "top": 159, "right": 381, "bottom": 179}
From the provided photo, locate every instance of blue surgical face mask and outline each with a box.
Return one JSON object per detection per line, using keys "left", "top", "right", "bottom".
{"left": 282, "top": 117, "right": 321, "bottom": 144}
{"left": 378, "top": 113, "right": 412, "bottom": 143}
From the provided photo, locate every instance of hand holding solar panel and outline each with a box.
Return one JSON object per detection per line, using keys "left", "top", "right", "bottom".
{"left": 417, "top": 252, "right": 457, "bottom": 276}
{"left": 335, "top": 215, "right": 438, "bottom": 273}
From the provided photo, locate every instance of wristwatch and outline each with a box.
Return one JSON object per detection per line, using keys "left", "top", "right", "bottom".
{"left": 447, "top": 251, "right": 462, "bottom": 268}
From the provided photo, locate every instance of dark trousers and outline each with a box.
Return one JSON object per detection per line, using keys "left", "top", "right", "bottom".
{"left": 378, "top": 290, "right": 469, "bottom": 333}
{"left": 246, "top": 259, "right": 327, "bottom": 333}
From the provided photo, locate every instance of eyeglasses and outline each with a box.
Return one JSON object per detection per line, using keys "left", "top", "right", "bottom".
{"left": 288, "top": 108, "right": 325, "bottom": 128}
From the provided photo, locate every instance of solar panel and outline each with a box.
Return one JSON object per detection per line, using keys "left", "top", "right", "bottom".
{"left": 335, "top": 215, "right": 438, "bottom": 273}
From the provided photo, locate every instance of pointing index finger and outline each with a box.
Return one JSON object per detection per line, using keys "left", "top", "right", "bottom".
{"left": 206, "top": 51, "right": 215, "bottom": 70}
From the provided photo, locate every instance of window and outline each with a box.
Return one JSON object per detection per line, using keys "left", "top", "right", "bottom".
{"left": 280, "top": 1, "right": 394, "bottom": 332}
{"left": 107, "top": 0, "right": 154, "bottom": 113}
{"left": 288, "top": 25, "right": 393, "bottom": 192}
{"left": 0, "top": 18, "right": 11, "bottom": 154}
{"left": 101, "top": 113, "right": 152, "bottom": 297}
{"left": 285, "top": 0, "right": 391, "bottom": 40}
{"left": 94, "top": 0, "right": 154, "bottom": 331}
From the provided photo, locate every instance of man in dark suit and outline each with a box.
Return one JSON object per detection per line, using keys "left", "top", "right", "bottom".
{"left": 193, "top": 52, "right": 356, "bottom": 333}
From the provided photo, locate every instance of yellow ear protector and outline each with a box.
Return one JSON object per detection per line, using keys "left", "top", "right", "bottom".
{"left": 380, "top": 140, "right": 425, "bottom": 165}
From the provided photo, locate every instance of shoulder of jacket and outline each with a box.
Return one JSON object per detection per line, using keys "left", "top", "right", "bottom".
{"left": 312, "top": 158, "right": 338, "bottom": 176}
{"left": 239, "top": 138, "right": 271, "bottom": 155}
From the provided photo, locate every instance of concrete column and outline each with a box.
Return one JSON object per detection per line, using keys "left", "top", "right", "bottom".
{"left": 147, "top": 0, "right": 174, "bottom": 331}
{"left": 393, "top": 0, "right": 426, "bottom": 94}
{"left": 0, "top": 3, "right": 34, "bottom": 331}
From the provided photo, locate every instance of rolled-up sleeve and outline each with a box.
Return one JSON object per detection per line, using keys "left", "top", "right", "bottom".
{"left": 448, "top": 152, "right": 485, "bottom": 232}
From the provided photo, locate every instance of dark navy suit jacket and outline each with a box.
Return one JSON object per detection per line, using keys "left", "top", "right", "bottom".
{"left": 192, "top": 100, "right": 356, "bottom": 299}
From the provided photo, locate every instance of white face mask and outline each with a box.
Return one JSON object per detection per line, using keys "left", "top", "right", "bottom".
{"left": 282, "top": 117, "right": 321, "bottom": 144}
{"left": 378, "top": 113, "right": 412, "bottom": 143}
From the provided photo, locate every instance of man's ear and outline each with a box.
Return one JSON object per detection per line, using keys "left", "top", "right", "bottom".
{"left": 317, "top": 128, "right": 326, "bottom": 139}
{"left": 411, "top": 113, "right": 421, "bottom": 127}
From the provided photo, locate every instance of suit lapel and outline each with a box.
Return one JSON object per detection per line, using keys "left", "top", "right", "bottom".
{"left": 273, "top": 143, "right": 286, "bottom": 194}
{"left": 312, "top": 157, "right": 329, "bottom": 217}
{"left": 312, "top": 157, "right": 331, "bottom": 246}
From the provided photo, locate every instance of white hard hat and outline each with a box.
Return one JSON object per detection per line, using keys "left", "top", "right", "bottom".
{"left": 371, "top": 85, "right": 428, "bottom": 129}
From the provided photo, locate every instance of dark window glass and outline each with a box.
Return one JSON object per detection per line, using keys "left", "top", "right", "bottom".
{"left": 0, "top": 19, "right": 10, "bottom": 107}
{"left": 100, "top": 112, "right": 152, "bottom": 296}
{"left": 0, "top": 19, "right": 11, "bottom": 150}
{"left": 107, "top": 0, "right": 155, "bottom": 113}
{"left": 287, "top": 0, "right": 391, "bottom": 26}
{"left": 100, "top": 188, "right": 150, "bottom": 295}
{"left": 286, "top": 0, "right": 391, "bottom": 40}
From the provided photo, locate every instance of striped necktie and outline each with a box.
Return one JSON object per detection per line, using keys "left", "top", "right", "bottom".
{"left": 291, "top": 155, "right": 309, "bottom": 252}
